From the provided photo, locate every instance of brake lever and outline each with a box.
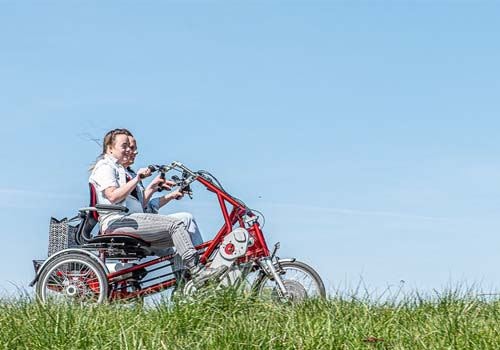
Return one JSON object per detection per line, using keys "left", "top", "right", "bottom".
{"left": 171, "top": 175, "right": 193, "bottom": 200}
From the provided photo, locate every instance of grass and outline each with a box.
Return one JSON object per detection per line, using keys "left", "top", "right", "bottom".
{"left": 1, "top": 288, "right": 500, "bottom": 349}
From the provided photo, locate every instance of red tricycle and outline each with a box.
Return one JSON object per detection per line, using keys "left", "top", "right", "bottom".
{"left": 31, "top": 161, "right": 325, "bottom": 303}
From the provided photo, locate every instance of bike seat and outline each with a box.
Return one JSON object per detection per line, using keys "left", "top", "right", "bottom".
{"left": 85, "top": 233, "right": 151, "bottom": 247}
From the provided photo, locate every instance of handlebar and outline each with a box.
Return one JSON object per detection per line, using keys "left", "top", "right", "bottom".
{"left": 140, "top": 162, "right": 197, "bottom": 197}
{"left": 137, "top": 161, "right": 254, "bottom": 217}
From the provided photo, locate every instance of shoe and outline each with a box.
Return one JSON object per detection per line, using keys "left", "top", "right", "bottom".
{"left": 190, "top": 265, "right": 228, "bottom": 288}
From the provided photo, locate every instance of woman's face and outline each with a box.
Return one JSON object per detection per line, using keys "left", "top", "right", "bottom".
{"left": 108, "top": 134, "right": 131, "bottom": 164}
{"left": 125, "top": 136, "right": 138, "bottom": 167}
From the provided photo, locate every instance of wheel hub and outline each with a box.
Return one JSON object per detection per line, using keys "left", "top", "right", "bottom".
{"left": 65, "top": 285, "right": 78, "bottom": 297}
{"left": 283, "top": 280, "right": 308, "bottom": 301}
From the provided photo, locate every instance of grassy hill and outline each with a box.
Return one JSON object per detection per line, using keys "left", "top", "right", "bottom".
{"left": 1, "top": 289, "right": 499, "bottom": 349}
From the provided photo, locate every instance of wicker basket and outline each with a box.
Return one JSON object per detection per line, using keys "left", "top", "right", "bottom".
{"left": 48, "top": 217, "right": 79, "bottom": 257}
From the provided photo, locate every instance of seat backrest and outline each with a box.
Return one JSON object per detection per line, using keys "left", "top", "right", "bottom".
{"left": 74, "top": 183, "right": 100, "bottom": 245}
{"left": 75, "top": 211, "right": 98, "bottom": 245}
{"left": 89, "top": 183, "right": 99, "bottom": 221}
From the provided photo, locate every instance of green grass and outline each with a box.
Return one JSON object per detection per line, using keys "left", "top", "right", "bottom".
{"left": 1, "top": 289, "right": 500, "bottom": 350}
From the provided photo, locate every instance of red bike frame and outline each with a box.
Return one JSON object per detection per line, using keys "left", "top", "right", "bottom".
{"left": 107, "top": 173, "right": 270, "bottom": 300}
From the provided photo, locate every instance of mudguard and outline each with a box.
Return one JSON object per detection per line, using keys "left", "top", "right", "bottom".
{"left": 29, "top": 248, "right": 109, "bottom": 287}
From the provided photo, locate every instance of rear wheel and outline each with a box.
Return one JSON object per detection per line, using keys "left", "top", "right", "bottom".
{"left": 36, "top": 253, "right": 109, "bottom": 304}
{"left": 253, "top": 260, "right": 325, "bottom": 302}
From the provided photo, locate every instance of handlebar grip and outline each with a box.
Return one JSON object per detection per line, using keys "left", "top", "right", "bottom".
{"left": 157, "top": 172, "right": 167, "bottom": 192}
{"left": 139, "top": 165, "right": 158, "bottom": 179}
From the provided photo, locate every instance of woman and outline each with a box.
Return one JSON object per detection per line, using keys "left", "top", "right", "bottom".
{"left": 89, "top": 128, "right": 225, "bottom": 286}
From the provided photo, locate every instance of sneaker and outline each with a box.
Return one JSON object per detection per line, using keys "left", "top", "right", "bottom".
{"left": 190, "top": 265, "right": 228, "bottom": 288}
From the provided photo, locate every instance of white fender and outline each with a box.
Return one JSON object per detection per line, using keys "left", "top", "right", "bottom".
{"left": 30, "top": 248, "right": 109, "bottom": 286}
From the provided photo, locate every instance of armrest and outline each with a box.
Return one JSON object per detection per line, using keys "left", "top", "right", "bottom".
{"left": 95, "top": 204, "right": 129, "bottom": 213}
{"left": 78, "top": 205, "right": 129, "bottom": 213}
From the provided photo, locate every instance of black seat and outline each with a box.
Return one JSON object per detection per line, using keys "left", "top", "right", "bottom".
{"left": 73, "top": 184, "right": 153, "bottom": 258}
{"left": 85, "top": 234, "right": 150, "bottom": 247}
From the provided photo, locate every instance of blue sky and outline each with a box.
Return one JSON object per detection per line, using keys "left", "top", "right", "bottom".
{"left": 1, "top": 1, "right": 500, "bottom": 297}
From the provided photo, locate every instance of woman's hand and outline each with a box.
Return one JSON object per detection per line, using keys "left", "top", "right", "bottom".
{"left": 155, "top": 189, "right": 185, "bottom": 208}
{"left": 147, "top": 175, "right": 176, "bottom": 192}
{"left": 166, "top": 190, "right": 184, "bottom": 201}
{"left": 136, "top": 167, "right": 152, "bottom": 179}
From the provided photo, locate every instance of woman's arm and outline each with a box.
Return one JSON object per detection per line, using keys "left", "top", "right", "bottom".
{"left": 157, "top": 190, "right": 184, "bottom": 208}
{"left": 143, "top": 175, "right": 176, "bottom": 208}
{"left": 103, "top": 176, "right": 141, "bottom": 204}
{"left": 103, "top": 167, "right": 152, "bottom": 204}
{"left": 146, "top": 189, "right": 185, "bottom": 213}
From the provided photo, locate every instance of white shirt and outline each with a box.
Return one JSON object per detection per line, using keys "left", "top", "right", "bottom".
{"left": 126, "top": 167, "right": 161, "bottom": 214}
{"left": 89, "top": 154, "right": 144, "bottom": 231}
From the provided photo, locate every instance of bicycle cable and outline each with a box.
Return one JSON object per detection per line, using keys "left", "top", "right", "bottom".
{"left": 197, "top": 169, "right": 266, "bottom": 228}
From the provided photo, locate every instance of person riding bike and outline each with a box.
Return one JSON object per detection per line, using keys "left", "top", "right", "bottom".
{"left": 120, "top": 129, "right": 204, "bottom": 270}
{"left": 89, "top": 128, "right": 225, "bottom": 286}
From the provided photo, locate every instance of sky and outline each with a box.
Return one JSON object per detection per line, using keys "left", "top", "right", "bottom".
{"left": 1, "top": 1, "right": 500, "bottom": 298}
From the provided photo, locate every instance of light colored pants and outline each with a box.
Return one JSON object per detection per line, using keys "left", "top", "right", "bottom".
{"left": 166, "top": 212, "right": 204, "bottom": 246}
{"left": 161, "top": 212, "right": 204, "bottom": 272}
{"left": 104, "top": 212, "right": 199, "bottom": 269}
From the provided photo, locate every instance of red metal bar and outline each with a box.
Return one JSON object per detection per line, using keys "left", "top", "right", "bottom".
{"left": 107, "top": 254, "right": 174, "bottom": 279}
{"left": 110, "top": 277, "right": 177, "bottom": 300}
{"left": 250, "top": 222, "right": 270, "bottom": 255}
{"left": 217, "top": 193, "right": 231, "bottom": 229}
{"left": 197, "top": 176, "right": 244, "bottom": 208}
{"left": 199, "top": 206, "right": 239, "bottom": 263}
{"left": 136, "top": 278, "right": 177, "bottom": 297}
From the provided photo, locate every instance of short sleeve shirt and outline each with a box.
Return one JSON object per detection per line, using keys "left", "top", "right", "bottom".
{"left": 89, "top": 155, "right": 144, "bottom": 231}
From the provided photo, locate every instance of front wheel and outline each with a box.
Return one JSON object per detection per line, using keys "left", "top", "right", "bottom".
{"left": 36, "top": 253, "right": 109, "bottom": 304}
{"left": 253, "top": 260, "right": 326, "bottom": 302}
